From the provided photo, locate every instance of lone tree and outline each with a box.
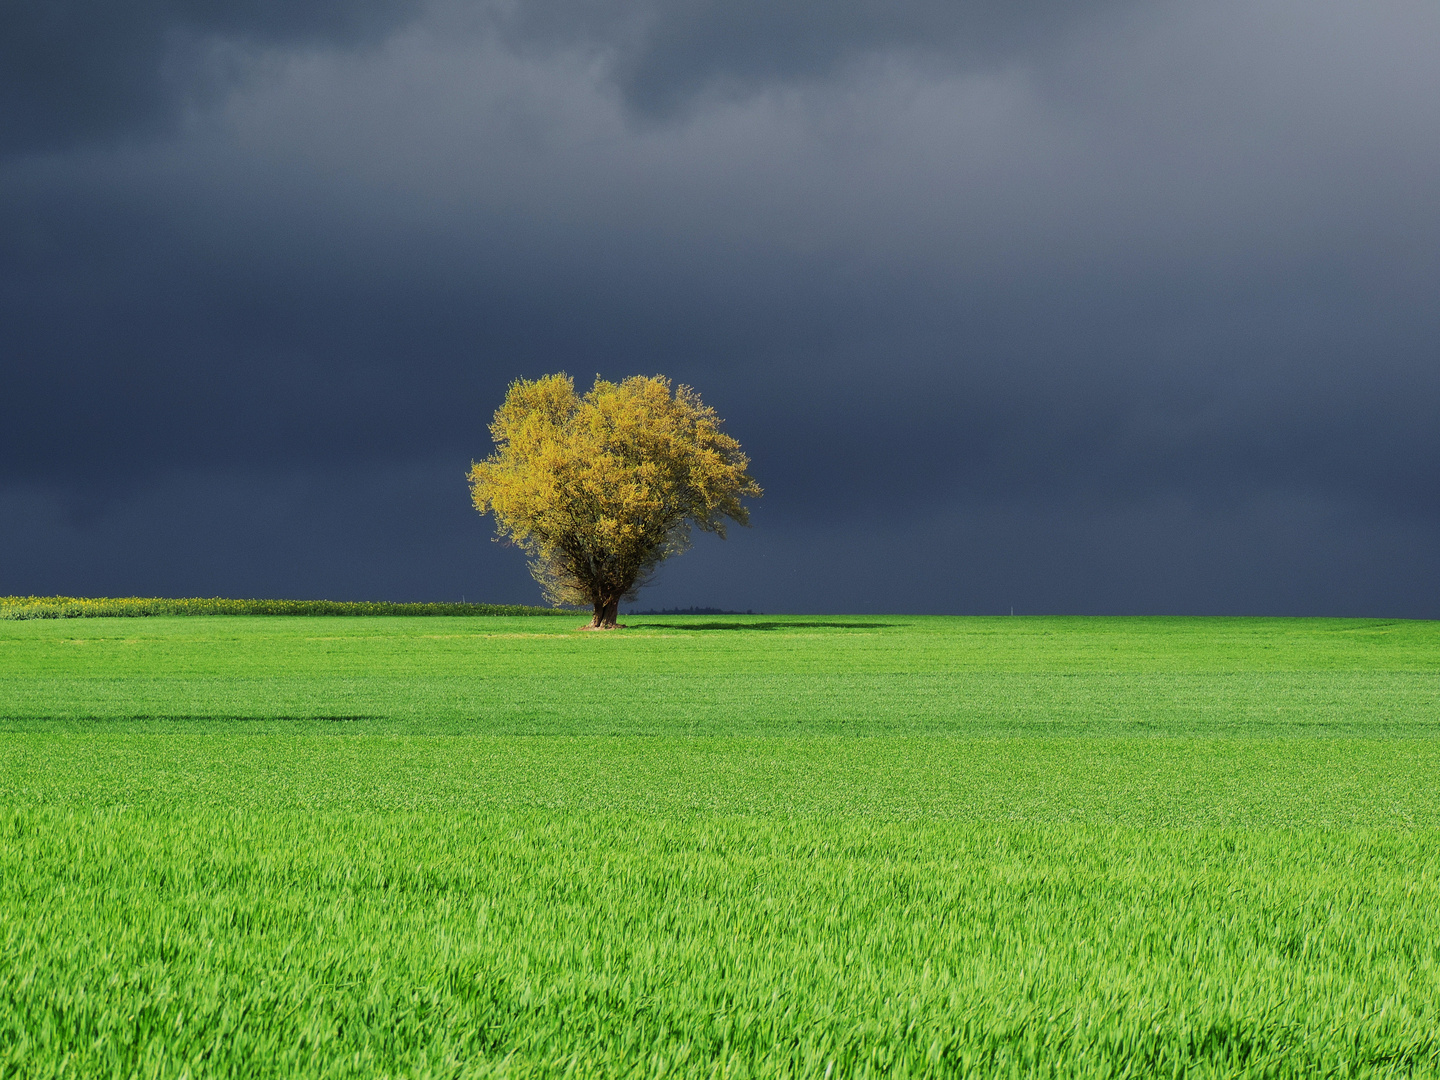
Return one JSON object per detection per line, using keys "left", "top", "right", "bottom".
{"left": 468, "top": 373, "right": 761, "bottom": 629}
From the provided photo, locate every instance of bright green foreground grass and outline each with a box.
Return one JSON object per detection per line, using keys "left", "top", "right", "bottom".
{"left": 1, "top": 615, "right": 1438, "bottom": 1077}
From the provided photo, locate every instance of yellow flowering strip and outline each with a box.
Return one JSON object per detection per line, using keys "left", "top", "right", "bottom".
{"left": 0, "top": 596, "right": 558, "bottom": 619}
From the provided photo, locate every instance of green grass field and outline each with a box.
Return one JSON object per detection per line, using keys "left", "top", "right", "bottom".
{"left": 2, "top": 614, "right": 1438, "bottom": 1076}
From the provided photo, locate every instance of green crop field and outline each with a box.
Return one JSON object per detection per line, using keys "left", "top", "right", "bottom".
{"left": 2, "top": 614, "right": 1438, "bottom": 1077}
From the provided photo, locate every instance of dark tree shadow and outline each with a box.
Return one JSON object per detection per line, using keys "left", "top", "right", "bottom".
{"left": 629, "top": 621, "right": 896, "bottom": 631}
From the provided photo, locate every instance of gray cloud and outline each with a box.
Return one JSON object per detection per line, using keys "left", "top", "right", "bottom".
{"left": 0, "top": 0, "right": 423, "bottom": 153}
{"left": 484, "top": 0, "right": 1135, "bottom": 116}
{"left": 0, "top": 0, "right": 1130, "bottom": 156}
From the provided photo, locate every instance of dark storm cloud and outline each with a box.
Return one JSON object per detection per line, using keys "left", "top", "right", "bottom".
{"left": 0, "top": 0, "right": 1124, "bottom": 155}
{"left": 2, "top": 0, "right": 1438, "bottom": 613}
{"left": 0, "top": 0, "right": 423, "bottom": 153}
{"left": 488, "top": 0, "right": 1131, "bottom": 115}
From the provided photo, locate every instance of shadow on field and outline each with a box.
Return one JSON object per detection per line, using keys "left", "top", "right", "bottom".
{"left": 631, "top": 621, "right": 896, "bottom": 631}
{"left": 120, "top": 714, "right": 382, "bottom": 723}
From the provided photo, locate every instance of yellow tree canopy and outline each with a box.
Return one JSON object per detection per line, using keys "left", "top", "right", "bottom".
{"left": 468, "top": 373, "right": 761, "bottom": 628}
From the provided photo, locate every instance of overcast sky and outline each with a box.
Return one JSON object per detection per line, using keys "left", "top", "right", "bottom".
{"left": 3, "top": 0, "right": 1437, "bottom": 614}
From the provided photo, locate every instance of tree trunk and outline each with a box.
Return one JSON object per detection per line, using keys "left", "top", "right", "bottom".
{"left": 588, "top": 599, "right": 621, "bottom": 629}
